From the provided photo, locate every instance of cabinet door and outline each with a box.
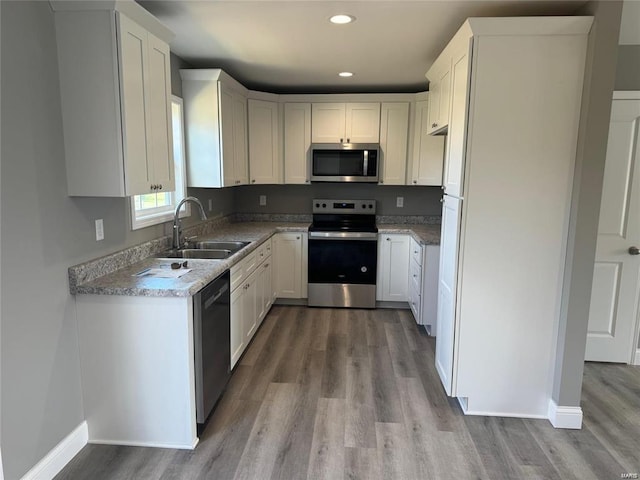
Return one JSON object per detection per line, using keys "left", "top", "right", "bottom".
{"left": 346, "top": 103, "right": 381, "bottom": 143}
{"left": 284, "top": 103, "right": 311, "bottom": 184}
{"left": 427, "top": 78, "right": 441, "bottom": 135}
{"left": 422, "top": 245, "right": 440, "bottom": 333}
{"left": 273, "top": 232, "right": 302, "bottom": 298}
{"left": 410, "top": 100, "right": 445, "bottom": 186}
{"left": 243, "top": 272, "right": 258, "bottom": 343}
{"left": 435, "top": 196, "right": 461, "bottom": 396}
{"left": 264, "top": 257, "right": 273, "bottom": 312}
{"left": 230, "top": 286, "right": 245, "bottom": 369}
{"left": 219, "top": 84, "right": 236, "bottom": 187}
{"left": 443, "top": 46, "right": 471, "bottom": 198}
{"left": 146, "top": 33, "right": 174, "bottom": 192}
{"left": 311, "top": 103, "right": 346, "bottom": 143}
{"left": 379, "top": 102, "right": 409, "bottom": 185}
{"left": 437, "top": 68, "right": 451, "bottom": 130}
{"left": 248, "top": 99, "right": 279, "bottom": 184}
{"left": 376, "top": 234, "right": 410, "bottom": 302}
{"left": 117, "top": 13, "right": 150, "bottom": 195}
{"left": 233, "top": 93, "right": 249, "bottom": 185}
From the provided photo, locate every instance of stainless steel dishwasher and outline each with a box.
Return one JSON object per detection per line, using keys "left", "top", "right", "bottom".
{"left": 193, "top": 270, "right": 230, "bottom": 426}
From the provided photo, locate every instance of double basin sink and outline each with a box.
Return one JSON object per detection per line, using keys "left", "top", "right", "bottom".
{"left": 157, "top": 240, "right": 250, "bottom": 260}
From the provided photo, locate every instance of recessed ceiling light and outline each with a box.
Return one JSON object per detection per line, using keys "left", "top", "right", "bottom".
{"left": 339, "top": 72, "right": 354, "bottom": 78}
{"left": 330, "top": 14, "right": 356, "bottom": 25}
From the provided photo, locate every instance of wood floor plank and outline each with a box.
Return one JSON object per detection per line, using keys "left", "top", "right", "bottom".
{"left": 364, "top": 310, "right": 388, "bottom": 347}
{"left": 272, "top": 307, "right": 314, "bottom": 383}
{"left": 310, "top": 308, "right": 332, "bottom": 351}
{"left": 306, "top": 398, "right": 346, "bottom": 480}
{"left": 238, "top": 305, "right": 281, "bottom": 367}
{"left": 233, "top": 383, "right": 302, "bottom": 480}
{"left": 370, "top": 346, "right": 403, "bottom": 423}
{"left": 525, "top": 418, "right": 623, "bottom": 480}
{"left": 375, "top": 422, "right": 418, "bottom": 480}
{"left": 344, "top": 447, "right": 381, "bottom": 480}
{"left": 321, "top": 333, "right": 347, "bottom": 399}
{"left": 344, "top": 356, "right": 377, "bottom": 448}
{"left": 346, "top": 310, "right": 369, "bottom": 358}
{"left": 384, "top": 319, "right": 418, "bottom": 378}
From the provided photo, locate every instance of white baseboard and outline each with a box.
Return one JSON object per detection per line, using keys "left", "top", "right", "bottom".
{"left": 88, "top": 437, "right": 198, "bottom": 450}
{"left": 634, "top": 349, "right": 640, "bottom": 366}
{"left": 548, "top": 400, "right": 583, "bottom": 429}
{"left": 21, "top": 421, "right": 88, "bottom": 480}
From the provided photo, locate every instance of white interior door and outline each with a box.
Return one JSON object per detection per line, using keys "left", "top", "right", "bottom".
{"left": 586, "top": 97, "right": 640, "bottom": 363}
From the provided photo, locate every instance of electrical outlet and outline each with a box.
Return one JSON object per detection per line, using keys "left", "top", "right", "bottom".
{"left": 95, "top": 219, "right": 104, "bottom": 241}
{"left": 208, "top": 199, "right": 213, "bottom": 211}
{"left": 259, "top": 195, "right": 267, "bottom": 206}
{"left": 396, "top": 196, "right": 404, "bottom": 208}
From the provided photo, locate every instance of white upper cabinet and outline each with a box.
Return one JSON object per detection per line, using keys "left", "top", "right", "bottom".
{"left": 283, "top": 103, "right": 312, "bottom": 184}
{"left": 379, "top": 102, "right": 409, "bottom": 185}
{"left": 426, "top": 59, "right": 452, "bottom": 135}
{"left": 410, "top": 98, "right": 445, "bottom": 185}
{"left": 181, "top": 69, "right": 249, "bottom": 188}
{"left": 53, "top": 3, "right": 174, "bottom": 196}
{"left": 311, "top": 103, "right": 380, "bottom": 143}
{"left": 248, "top": 99, "right": 280, "bottom": 184}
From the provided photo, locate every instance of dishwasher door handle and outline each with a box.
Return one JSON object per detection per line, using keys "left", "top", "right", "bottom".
{"left": 204, "top": 283, "right": 229, "bottom": 309}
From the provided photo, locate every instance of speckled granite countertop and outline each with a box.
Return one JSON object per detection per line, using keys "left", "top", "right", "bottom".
{"left": 70, "top": 220, "right": 440, "bottom": 297}
{"left": 378, "top": 224, "right": 441, "bottom": 246}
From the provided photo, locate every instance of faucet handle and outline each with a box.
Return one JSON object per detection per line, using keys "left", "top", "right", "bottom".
{"left": 183, "top": 236, "right": 198, "bottom": 248}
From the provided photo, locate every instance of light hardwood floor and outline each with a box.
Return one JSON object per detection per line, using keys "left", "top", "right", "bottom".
{"left": 56, "top": 306, "right": 640, "bottom": 479}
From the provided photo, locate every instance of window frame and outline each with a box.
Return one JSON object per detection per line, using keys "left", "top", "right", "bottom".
{"left": 130, "top": 95, "right": 190, "bottom": 230}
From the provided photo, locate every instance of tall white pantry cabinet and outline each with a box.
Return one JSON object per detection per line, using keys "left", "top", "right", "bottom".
{"left": 431, "top": 17, "right": 593, "bottom": 421}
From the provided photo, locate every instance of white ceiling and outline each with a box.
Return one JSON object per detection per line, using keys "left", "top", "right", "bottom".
{"left": 138, "top": 0, "right": 589, "bottom": 93}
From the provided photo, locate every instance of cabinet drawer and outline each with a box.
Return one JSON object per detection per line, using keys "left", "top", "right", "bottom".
{"left": 410, "top": 238, "right": 423, "bottom": 266}
{"left": 256, "top": 238, "right": 272, "bottom": 265}
{"left": 231, "top": 249, "right": 258, "bottom": 291}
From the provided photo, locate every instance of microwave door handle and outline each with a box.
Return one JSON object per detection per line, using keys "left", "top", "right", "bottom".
{"left": 363, "top": 150, "right": 368, "bottom": 175}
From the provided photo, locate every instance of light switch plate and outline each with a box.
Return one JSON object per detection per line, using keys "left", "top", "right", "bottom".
{"left": 259, "top": 195, "right": 267, "bottom": 206}
{"left": 396, "top": 196, "right": 404, "bottom": 208}
{"left": 95, "top": 219, "right": 104, "bottom": 241}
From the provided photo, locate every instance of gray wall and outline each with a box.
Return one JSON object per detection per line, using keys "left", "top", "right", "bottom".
{"left": 0, "top": 3, "right": 216, "bottom": 478}
{"left": 233, "top": 184, "right": 442, "bottom": 216}
{"left": 615, "top": 45, "right": 640, "bottom": 90}
{"left": 552, "top": 1, "right": 623, "bottom": 407}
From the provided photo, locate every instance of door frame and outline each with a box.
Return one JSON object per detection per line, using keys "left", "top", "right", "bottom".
{"left": 613, "top": 91, "right": 640, "bottom": 366}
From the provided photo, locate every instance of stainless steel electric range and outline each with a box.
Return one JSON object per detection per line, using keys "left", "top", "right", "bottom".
{"left": 307, "top": 199, "right": 378, "bottom": 308}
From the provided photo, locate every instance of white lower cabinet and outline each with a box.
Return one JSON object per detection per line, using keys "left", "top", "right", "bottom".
{"left": 408, "top": 237, "right": 440, "bottom": 334}
{"left": 273, "top": 232, "right": 308, "bottom": 299}
{"left": 376, "top": 234, "right": 410, "bottom": 302}
{"left": 230, "top": 237, "right": 273, "bottom": 368}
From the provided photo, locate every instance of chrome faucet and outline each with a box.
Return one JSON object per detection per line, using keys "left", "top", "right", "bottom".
{"left": 173, "top": 196, "right": 207, "bottom": 249}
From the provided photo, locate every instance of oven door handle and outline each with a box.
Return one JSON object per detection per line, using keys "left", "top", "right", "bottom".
{"left": 309, "top": 231, "right": 378, "bottom": 240}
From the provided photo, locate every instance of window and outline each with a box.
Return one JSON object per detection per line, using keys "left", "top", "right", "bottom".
{"left": 130, "top": 96, "right": 189, "bottom": 230}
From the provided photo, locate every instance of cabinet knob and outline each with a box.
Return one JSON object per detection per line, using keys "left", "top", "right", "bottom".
{"left": 305, "top": 179, "right": 310, "bottom": 183}
{"left": 386, "top": 237, "right": 390, "bottom": 241}
{"left": 264, "top": 263, "right": 269, "bottom": 268}
{"left": 380, "top": 180, "right": 384, "bottom": 184}
{"left": 413, "top": 180, "right": 417, "bottom": 184}
{"left": 252, "top": 179, "right": 256, "bottom": 183}
{"left": 296, "top": 236, "right": 300, "bottom": 240}
{"left": 158, "top": 184, "right": 162, "bottom": 190}
{"left": 440, "top": 198, "right": 444, "bottom": 203}
{"left": 340, "top": 138, "right": 344, "bottom": 143}
{"left": 629, "top": 246, "right": 640, "bottom": 255}
{"left": 432, "top": 123, "right": 438, "bottom": 128}
{"left": 347, "top": 138, "right": 350, "bottom": 143}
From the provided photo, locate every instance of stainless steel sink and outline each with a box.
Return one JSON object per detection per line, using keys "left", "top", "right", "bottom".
{"left": 158, "top": 249, "right": 232, "bottom": 260}
{"left": 194, "top": 240, "right": 250, "bottom": 252}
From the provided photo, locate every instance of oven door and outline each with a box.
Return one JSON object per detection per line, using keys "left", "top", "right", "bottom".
{"left": 308, "top": 231, "right": 378, "bottom": 308}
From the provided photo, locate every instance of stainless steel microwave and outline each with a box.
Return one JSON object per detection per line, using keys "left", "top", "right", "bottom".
{"left": 310, "top": 144, "right": 379, "bottom": 183}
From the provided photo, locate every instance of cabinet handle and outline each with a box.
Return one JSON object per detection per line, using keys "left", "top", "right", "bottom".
{"left": 413, "top": 180, "right": 417, "bottom": 184}
{"left": 340, "top": 138, "right": 344, "bottom": 143}
{"left": 305, "top": 179, "right": 310, "bottom": 183}
{"left": 386, "top": 238, "right": 390, "bottom": 241}
{"left": 432, "top": 123, "right": 438, "bottom": 128}
{"left": 158, "top": 184, "right": 162, "bottom": 190}
{"left": 252, "top": 179, "right": 256, "bottom": 183}
{"left": 264, "top": 263, "right": 269, "bottom": 268}
{"left": 380, "top": 180, "right": 384, "bottom": 184}
{"left": 296, "top": 236, "right": 300, "bottom": 240}
{"left": 347, "top": 138, "right": 350, "bottom": 143}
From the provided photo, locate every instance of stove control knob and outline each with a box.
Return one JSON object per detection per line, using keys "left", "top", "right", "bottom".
{"left": 322, "top": 203, "right": 326, "bottom": 208}
{"left": 315, "top": 203, "right": 320, "bottom": 208}
{"left": 369, "top": 204, "right": 373, "bottom": 209}
{"left": 361, "top": 266, "right": 368, "bottom": 273}
{"left": 362, "top": 204, "right": 366, "bottom": 209}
